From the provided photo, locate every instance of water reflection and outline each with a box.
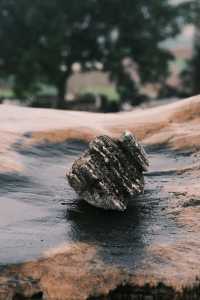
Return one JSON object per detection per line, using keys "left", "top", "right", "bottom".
{"left": 0, "top": 140, "right": 192, "bottom": 267}
{"left": 65, "top": 190, "right": 159, "bottom": 268}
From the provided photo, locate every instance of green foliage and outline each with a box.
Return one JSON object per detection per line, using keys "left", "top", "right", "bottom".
{"left": 181, "top": 0, "right": 200, "bottom": 96}
{"left": 80, "top": 86, "right": 119, "bottom": 102}
{"left": 0, "top": 0, "right": 191, "bottom": 108}
{"left": 182, "top": 42, "right": 200, "bottom": 96}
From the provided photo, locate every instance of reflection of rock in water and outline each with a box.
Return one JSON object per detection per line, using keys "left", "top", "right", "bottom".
{"left": 66, "top": 199, "right": 144, "bottom": 268}
{"left": 67, "top": 132, "right": 149, "bottom": 211}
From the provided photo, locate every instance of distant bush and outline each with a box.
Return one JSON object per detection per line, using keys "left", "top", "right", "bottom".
{"left": 158, "top": 85, "right": 179, "bottom": 99}
{"left": 29, "top": 95, "right": 58, "bottom": 108}
{"left": 99, "top": 94, "right": 120, "bottom": 113}
{"left": 66, "top": 92, "right": 120, "bottom": 112}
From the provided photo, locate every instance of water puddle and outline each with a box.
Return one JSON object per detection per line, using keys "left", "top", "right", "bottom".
{"left": 0, "top": 140, "right": 195, "bottom": 268}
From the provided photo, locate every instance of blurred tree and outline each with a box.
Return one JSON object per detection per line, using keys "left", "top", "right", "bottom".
{"left": 0, "top": 0, "right": 102, "bottom": 107}
{"left": 95, "top": 0, "right": 191, "bottom": 105}
{"left": 0, "top": 0, "right": 190, "bottom": 108}
{"left": 181, "top": 0, "right": 200, "bottom": 96}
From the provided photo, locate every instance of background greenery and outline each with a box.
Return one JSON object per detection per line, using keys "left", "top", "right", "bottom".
{"left": 0, "top": 0, "right": 198, "bottom": 111}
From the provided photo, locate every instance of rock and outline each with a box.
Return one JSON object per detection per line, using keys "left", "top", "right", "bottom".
{"left": 1, "top": 97, "right": 200, "bottom": 300}
{"left": 67, "top": 131, "right": 149, "bottom": 211}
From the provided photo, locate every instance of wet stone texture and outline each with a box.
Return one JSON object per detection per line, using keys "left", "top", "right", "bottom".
{"left": 0, "top": 96, "right": 200, "bottom": 299}
{"left": 67, "top": 132, "right": 149, "bottom": 211}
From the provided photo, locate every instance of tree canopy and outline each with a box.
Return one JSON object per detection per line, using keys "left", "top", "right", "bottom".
{"left": 181, "top": 0, "right": 200, "bottom": 96}
{"left": 0, "top": 0, "right": 190, "bottom": 108}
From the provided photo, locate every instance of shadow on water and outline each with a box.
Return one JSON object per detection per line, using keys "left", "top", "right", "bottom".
{"left": 0, "top": 140, "right": 195, "bottom": 268}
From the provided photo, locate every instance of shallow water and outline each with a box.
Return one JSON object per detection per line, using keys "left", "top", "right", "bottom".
{"left": 0, "top": 140, "right": 195, "bottom": 268}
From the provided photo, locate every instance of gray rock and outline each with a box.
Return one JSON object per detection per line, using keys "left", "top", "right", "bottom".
{"left": 66, "top": 131, "right": 149, "bottom": 211}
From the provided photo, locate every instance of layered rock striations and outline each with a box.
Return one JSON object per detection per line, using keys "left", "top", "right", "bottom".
{"left": 67, "top": 131, "right": 149, "bottom": 211}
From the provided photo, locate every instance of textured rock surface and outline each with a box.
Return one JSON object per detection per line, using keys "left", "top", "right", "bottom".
{"left": 67, "top": 132, "right": 149, "bottom": 211}
{"left": 0, "top": 96, "right": 200, "bottom": 300}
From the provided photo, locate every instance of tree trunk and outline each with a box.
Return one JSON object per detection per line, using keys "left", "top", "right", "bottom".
{"left": 55, "top": 72, "right": 70, "bottom": 109}
{"left": 192, "top": 2, "right": 200, "bottom": 95}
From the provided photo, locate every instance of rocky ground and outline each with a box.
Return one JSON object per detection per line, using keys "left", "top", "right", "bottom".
{"left": 0, "top": 95, "right": 200, "bottom": 300}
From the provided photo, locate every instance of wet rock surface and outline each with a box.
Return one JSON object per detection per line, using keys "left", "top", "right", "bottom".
{"left": 67, "top": 132, "right": 149, "bottom": 211}
{"left": 0, "top": 96, "right": 200, "bottom": 299}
